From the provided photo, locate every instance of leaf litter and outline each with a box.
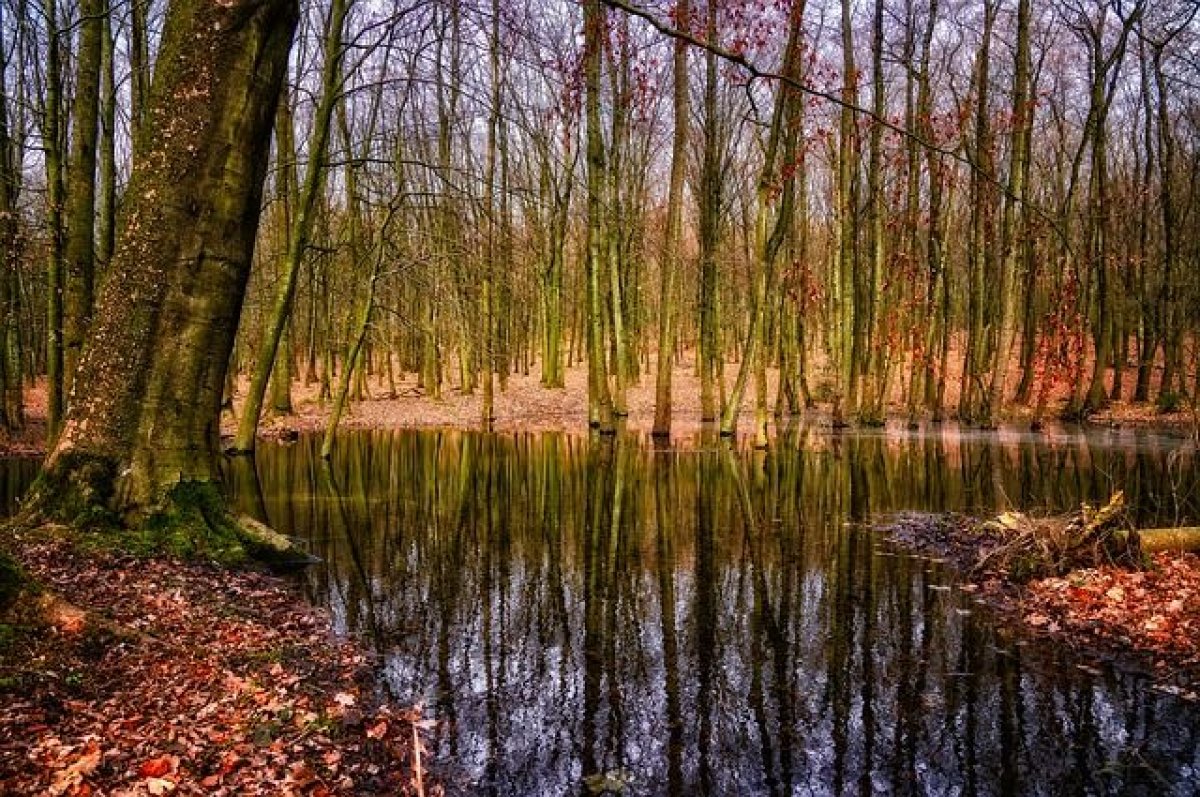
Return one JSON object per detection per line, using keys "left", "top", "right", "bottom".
{"left": 0, "top": 530, "right": 440, "bottom": 795}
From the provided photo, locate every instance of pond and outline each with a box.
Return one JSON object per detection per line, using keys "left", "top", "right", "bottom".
{"left": 5, "top": 426, "right": 1198, "bottom": 795}
{"left": 224, "top": 426, "right": 1200, "bottom": 796}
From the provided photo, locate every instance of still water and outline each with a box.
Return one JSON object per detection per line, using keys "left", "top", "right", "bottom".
{"left": 220, "top": 426, "right": 1200, "bottom": 796}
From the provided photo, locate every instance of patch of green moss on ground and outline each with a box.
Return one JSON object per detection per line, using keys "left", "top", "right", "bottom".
{"left": 0, "top": 551, "right": 25, "bottom": 612}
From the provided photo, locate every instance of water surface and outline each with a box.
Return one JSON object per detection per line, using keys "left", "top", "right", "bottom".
{"left": 223, "top": 426, "right": 1200, "bottom": 796}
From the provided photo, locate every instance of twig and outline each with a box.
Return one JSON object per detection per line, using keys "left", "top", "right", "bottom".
{"left": 412, "top": 714, "right": 425, "bottom": 797}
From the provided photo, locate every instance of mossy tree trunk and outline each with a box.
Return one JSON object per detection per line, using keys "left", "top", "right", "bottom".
{"left": 31, "top": 0, "right": 297, "bottom": 526}
{"left": 43, "top": 0, "right": 66, "bottom": 442}
{"left": 697, "top": 0, "right": 721, "bottom": 424}
{"left": 0, "top": 9, "right": 24, "bottom": 433}
{"left": 583, "top": 0, "right": 614, "bottom": 431}
{"left": 62, "top": 0, "right": 103, "bottom": 401}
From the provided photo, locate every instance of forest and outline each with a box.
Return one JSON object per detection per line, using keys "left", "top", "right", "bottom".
{"left": 2, "top": 0, "right": 1200, "bottom": 794}
{"left": 0, "top": 0, "right": 1198, "bottom": 449}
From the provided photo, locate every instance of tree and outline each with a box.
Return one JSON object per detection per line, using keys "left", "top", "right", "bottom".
{"left": 584, "top": 0, "right": 615, "bottom": 431}
{"left": 62, "top": 0, "right": 104, "bottom": 401}
{"left": 233, "top": 0, "right": 350, "bottom": 453}
{"left": 29, "top": 0, "right": 298, "bottom": 537}
{"left": 651, "top": 0, "right": 690, "bottom": 438}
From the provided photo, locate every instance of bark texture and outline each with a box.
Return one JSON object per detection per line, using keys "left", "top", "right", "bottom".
{"left": 34, "top": 0, "right": 298, "bottom": 522}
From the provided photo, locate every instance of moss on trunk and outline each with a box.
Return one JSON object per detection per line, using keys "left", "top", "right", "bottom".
{"left": 29, "top": 0, "right": 298, "bottom": 552}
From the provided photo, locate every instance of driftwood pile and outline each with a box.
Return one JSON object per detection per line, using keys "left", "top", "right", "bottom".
{"left": 973, "top": 491, "right": 1200, "bottom": 582}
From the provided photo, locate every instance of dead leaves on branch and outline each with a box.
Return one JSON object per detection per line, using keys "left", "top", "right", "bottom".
{"left": 0, "top": 533, "right": 439, "bottom": 795}
{"left": 974, "top": 491, "right": 1142, "bottom": 581}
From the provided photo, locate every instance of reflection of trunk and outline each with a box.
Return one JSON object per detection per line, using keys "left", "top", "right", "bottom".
{"left": 725, "top": 447, "right": 792, "bottom": 787}
{"left": 319, "top": 460, "right": 382, "bottom": 649}
{"left": 580, "top": 436, "right": 615, "bottom": 779}
{"left": 652, "top": 449, "right": 683, "bottom": 793}
{"left": 694, "top": 451, "right": 719, "bottom": 792}
{"left": 225, "top": 455, "right": 268, "bottom": 525}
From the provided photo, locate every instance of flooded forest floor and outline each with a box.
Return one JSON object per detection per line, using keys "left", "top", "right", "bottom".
{"left": 0, "top": 526, "right": 433, "bottom": 795}
{"left": 884, "top": 514, "right": 1200, "bottom": 697}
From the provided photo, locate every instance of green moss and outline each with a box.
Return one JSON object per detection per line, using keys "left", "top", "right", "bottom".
{"left": 139, "top": 481, "right": 249, "bottom": 565}
{"left": 26, "top": 451, "right": 121, "bottom": 531}
{"left": 0, "top": 551, "right": 24, "bottom": 611}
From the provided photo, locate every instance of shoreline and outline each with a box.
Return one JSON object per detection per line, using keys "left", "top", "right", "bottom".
{"left": 0, "top": 369, "right": 1194, "bottom": 458}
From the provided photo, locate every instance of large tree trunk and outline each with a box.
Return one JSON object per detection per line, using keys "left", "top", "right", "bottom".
{"left": 31, "top": 0, "right": 297, "bottom": 527}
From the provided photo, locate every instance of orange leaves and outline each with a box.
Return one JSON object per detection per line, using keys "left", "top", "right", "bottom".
{"left": 2, "top": 535, "right": 434, "bottom": 795}
{"left": 1022, "top": 552, "right": 1200, "bottom": 679}
{"left": 137, "top": 754, "right": 177, "bottom": 779}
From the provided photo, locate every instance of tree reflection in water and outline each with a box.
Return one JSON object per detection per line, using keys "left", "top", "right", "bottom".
{"left": 227, "top": 427, "right": 1199, "bottom": 796}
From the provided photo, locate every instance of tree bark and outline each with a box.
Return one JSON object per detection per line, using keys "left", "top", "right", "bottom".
{"left": 584, "top": 0, "right": 614, "bottom": 431}
{"left": 31, "top": 0, "right": 297, "bottom": 527}
{"left": 62, "top": 0, "right": 103, "bottom": 401}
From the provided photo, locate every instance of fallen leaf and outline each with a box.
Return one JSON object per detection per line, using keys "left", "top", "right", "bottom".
{"left": 138, "top": 756, "right": 176, "bottom": 779}
{"left": 146, "top": 777, "right": 175, "bottom": 795}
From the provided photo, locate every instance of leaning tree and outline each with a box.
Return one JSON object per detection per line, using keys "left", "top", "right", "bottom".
{"left": 23, "top": 0, "right": 298, "bottom": 552}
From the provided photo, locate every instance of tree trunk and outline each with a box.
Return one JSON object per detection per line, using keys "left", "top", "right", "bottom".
{"left": 697, "top": 0, "right": 721, "bottom": 424}
{"left": 583, "top": 0, "right": 614, "bottom": 431}
{"left": 31, "top": 0, "right": 297, "bottom": 530}
{"left": 62, "top": 0, "right": 103, "bottom": 401}
{"left": 982, "top": 0, "right": 1032, "bottom": 428}
{"left": 721, "top": 0, "right": 805, "bottom": 442}
{"left": 43, "top": 0, "right": 65, "bottom": 441}
{"left": 232, "top": 0, "right": 348, "bottom": 453}
{"left": 0, "top": 5, "right": 23, "bottom": 432}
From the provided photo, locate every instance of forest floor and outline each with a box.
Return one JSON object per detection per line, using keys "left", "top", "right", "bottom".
{"left": 0, "top": 526, "right": 436, "bottom": 796}
{"left": 884, "top": 514, "right": 1200, "bottom": 696}
{"left": 231, "top": 353, "right": 1198, "bottom": 444}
